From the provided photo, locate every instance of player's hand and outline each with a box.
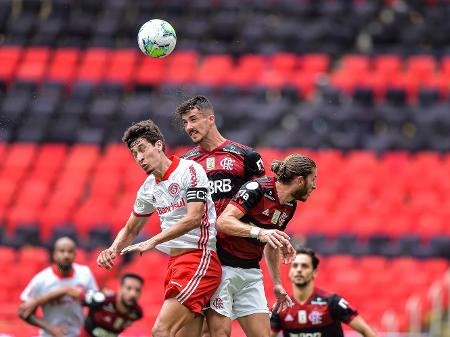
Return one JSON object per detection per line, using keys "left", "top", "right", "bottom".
{"left": 280, "top": 241, "right": 296, "bottom": 264}
{"left": 97, "top": 248, "right": 117, "bottom": 270}
{"left": 47, "top": 324, "right": 67, "bottom": 337}
{"left": 18, "top": 300, "right": 38, "bottom": 319}
{"left": 272, "top": 284, "right": 294, "bottom": 313}
{"left": 258, "top": 229, "right": 291, "bottom": 249}
{"left": 120, "top": 239, "right": 156, "bottom": 256}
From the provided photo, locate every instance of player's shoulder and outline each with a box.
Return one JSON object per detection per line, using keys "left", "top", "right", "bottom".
{"left": 130, "top": 303, "right": 144, "bottom": 320}
{"left": 34, "top": 266, "right": 54, "bottom": 280}
{"left": 73, "top": 263, "right": 94, "bottom": 275}
{"left": 181, "top": 147, "right": 203, "bottom": 160}
{"left": 179, "top": 158, "right": 206, "bottom": 173}
{"left": 222, "top": 140, "right": 251, "bottom": 156}
{"left": 314, "top": 287, "right": 336, "bottom": 302}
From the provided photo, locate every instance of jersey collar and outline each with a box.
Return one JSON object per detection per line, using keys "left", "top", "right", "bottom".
{"left": 156, "top": 155, "right": 180, "bottom": 183}
{"left": 199, "top": 139, "right": 230, "bottom": 154}
{"left": 51, "top": 264, "right": 75, "bottom": 279}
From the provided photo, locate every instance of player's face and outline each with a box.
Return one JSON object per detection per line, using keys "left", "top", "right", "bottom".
{"left": 293, "top": 168, "right": 317, "bottom": 202}
{"left": 181, "top": 108, "right": 213, "bottom": 144}
{"left": 119, "top": 278, "right": 142, "bottom": 308}
{"left": 130, "top": 138, "right": 163, "bottom": 175}
{"left": 53, "top": 241, "right": 76, "bottom": 271}
{"left": 289, "top": 254, "right": 316, "bottom": 287}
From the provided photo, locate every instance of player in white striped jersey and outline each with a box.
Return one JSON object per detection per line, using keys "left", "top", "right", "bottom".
{"left": 97, "top": 119, "right": 221, "bottom": 337}
{"left": 19, "top": 237, "right": 98, "bottom": 337}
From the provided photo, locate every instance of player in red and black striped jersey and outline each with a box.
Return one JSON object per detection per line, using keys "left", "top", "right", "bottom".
{"left": 207, "top": 154, "right": 317, "bottom": 337}
{"left": 271, "top": 248, "right": 378, "bottom": 337}
{"left": 19, "top": 273, "right": 144, "bottom": 337}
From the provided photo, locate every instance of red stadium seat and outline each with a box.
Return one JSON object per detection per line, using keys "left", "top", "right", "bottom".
{"left": 373, "top": 55, "right": 402, "bottom": 75}
{"left": 0, "top": 46, "right": 21, "bottom": 84}
{"left": 47, "top": 48, "right": 80, "bottom": 84}
{"left": 340, "top": 54, "right": 370, "bottom": 74}
{"left": 300, "top": 53, "right": 330, "bottom": 73}
{"left": 15, "top": 47, "right": 51, "bottom": 83}
{"left": 135, "top": 57, "right": 167, "bottom": 87}
{"left": 196, "top": 54, "right": 233, "bottom": 86}
{"left": 75, "top": 48, "right": 109, "bottom": 83}
{"left": 17, "top": 247, "right": 49, "bottom": 272}
{"left": 406, "top": 55, "right": 436, "bottom": 82}
{"left": 105, "top": 49, "right": 138, "bottom": 87}
{"left": 270, "top": 53, "right": 298, "bottom": 76}
{"left": 2, "top": 143, "right": 37, "bottom": 170}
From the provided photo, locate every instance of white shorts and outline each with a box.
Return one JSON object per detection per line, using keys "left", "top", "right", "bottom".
{"left": 209, "top": 265, "right": 270, "bottom": 320}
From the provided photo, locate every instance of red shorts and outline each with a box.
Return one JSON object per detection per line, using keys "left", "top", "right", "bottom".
{"left": 164, "top": 249, "right": 221, "bottom": 315}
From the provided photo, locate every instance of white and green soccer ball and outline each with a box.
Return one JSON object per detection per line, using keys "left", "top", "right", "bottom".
{"left": 137, "top": 19, "right": 177, "bottom": 58}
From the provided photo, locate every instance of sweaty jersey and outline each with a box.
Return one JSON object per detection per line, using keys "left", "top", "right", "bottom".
{"left": 182, "top": 140, "right": 265, "bottom": 216}
{"left": 81, "top": 291, "right": 142, "bottom": 337}
{"left": 133, "top": 156, "right": 217, "bottom": 254}
{"left": 20, "top": 263, "right": 98, "bottom": 337}
{"left": 222, "top": 176, "right": 297, "bottom": 269}
{"left": 270, "top": 288, "right": 358, "bottom": 337}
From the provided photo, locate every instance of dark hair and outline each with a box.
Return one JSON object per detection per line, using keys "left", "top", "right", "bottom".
{"left": 122, "top": 119, "right": 166, "bottom": 153}
{"left": 270, "top": 154, "right": 316, "bottom": 183}
{"left": 121, "top": 273, "right": 144, "bottom": 285}
{"left": 176, "top": 95, "right": 214, "bottom": 116}
{"left": 296, "top": 247, "right": 320, "bottom": 270}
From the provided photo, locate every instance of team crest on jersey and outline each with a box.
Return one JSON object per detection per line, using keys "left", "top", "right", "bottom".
{"left": 308, "top": 311, "right": 323, "bottom": 325}
{"left": 134, "top": 199, "right": 145, "bottom": 212}
{"left": 168, "top": 183, "right": 181, "bottom": 197}
{"left": 220, "top": 157, "right": 235, "bottom": 170}
{"left": 206, "top": 157, "right": 215, "bottom": 170}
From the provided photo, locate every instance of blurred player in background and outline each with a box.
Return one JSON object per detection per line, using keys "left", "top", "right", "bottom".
{"left": 97, "top": 119, "right": 221, "bottom": 337}
{"left": 19, "top": 237, "right": 98, "bottom": 337}
{"left": 20, "top": 273, "right": 144, "bottom": 337}
{"left": 177, "top": 95, "right": 266, "bottom": 336}
{"left": 207, "top": 154, "right": 317, "bottom": 337}
{"left": 270, "top": 248, "right": 378, "bottom": 337}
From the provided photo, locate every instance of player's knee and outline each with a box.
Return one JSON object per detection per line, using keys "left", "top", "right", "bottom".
{"left": 208, "top": 325, "right": 231, "bottom": 337}
{"left": 152, "top": 322, "right": 173, "bottom": 337}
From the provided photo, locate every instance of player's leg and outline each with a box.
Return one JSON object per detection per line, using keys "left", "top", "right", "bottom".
{"left": 175, "top": 315, "right": 204, "bottom": 337}
{"left": 152, "top": 297, "right": 196, "bottom": 337}
{"left": 200, "top": 318, "right": 210, "bottom": 337}
{"left": 233, "top": 268, "right": 271, "bottom": 337}
{"left": 206, "top": 309, "right": 233, "bottom": 337}
{"left": 237, "top": 313, "right": 271, "bottom": 337}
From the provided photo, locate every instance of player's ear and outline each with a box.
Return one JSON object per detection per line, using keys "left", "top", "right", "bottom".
{"left": 208, "top": 114, "right": 215, "bottom": 123}
{"left": 155, "top": 140, "right": 163, "bottom": 151}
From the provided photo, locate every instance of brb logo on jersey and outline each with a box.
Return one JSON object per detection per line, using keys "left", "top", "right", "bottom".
{"left": 220, "top": 157, "right": 235, "bottom": 170}
{"left": 209, "top": 179, "right": 232, "bottom": 194}
{"left": 168, "top": 183, "right": 180, "bottom": 197}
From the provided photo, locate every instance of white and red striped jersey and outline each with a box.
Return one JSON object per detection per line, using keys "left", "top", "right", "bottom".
{"left": 133, "top": 156, "right": 217, "bottom": 254}
{"left": 20, "top": 263, "right": 98, "bottom": 337}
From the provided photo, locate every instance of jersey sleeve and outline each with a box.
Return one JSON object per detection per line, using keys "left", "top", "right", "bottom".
{"left": 244, "top": 148, "right": 265, "bottom": 179}
{"left": 20, "top": 274, "right": 43, "bottom": 302}
{"left": 229, "top": 181, "right": 264, "bottom": 214}
{"left": 330, "top": 294, "right": 359, "bottom": 324}
{"left": 133, "top": 183, "right": 155, "bottom": 217}
{"left": 85, "top": 267, "right": 99, "bottom": 292}
{"left": 184, "top": 162, "right": 210, "bottom": 203}
{"left": 270, "top": 311, "right": 282, "bottom": 333}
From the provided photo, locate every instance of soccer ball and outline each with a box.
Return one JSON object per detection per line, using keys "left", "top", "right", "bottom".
{"left": 137, "top": 19, "right": 177, "bottom": 58}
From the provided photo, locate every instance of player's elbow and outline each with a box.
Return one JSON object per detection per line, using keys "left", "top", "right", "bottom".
{"left": 186, "top": 213, "right": 203, "bottom": 230}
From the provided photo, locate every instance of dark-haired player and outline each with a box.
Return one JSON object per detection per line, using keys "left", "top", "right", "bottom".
{"left": 271, "top": 248, "right": 378, "bottom": 337}
{"left": 209, "top": 154, "right": 317, "bottom": 337}
{"left": 20, "top": 273, "right": 144, "bottom": 337}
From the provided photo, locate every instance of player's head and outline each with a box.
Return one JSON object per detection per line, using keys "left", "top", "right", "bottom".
{"left": 270, "top": 154, "right": 317, "bottom": 202}
{"left": 289, "top": 247, "right": 320, "bottom": 288}
{"left": 176, "top": 95, "right": 217, "bottom": 144}
{"left": 122, "top": 119, "right": 166, "bottom": 175}
{"left": 119, "top": 273, "right": 144, "bottom": 308}
{"left": 53, "top": 236, "right": 77, "bottom": 271}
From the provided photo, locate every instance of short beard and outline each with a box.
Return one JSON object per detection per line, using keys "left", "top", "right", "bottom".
{"left": 57, "top": 263, "right": 72, "bottom": 273}
{"left": 121, "top": 297, "right": 135, "bottom": 309}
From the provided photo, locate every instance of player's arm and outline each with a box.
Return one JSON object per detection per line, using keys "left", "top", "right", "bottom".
{"left": 348, "top": 316, "right": 379, "bottom": 337}
{"left": 19, "top": 311, "right": 66, "bottom": 337}
{"left": 19, "top": 286, "right": 82, "bottom": 319}
{"left": 98, "top": 213, "right": 149, "bottom": 269}
{"left": 270, "top": 310, "right": 282, "bottom": 337}
{"left": 264, "top": 245, "right": 293, "bottom": 313}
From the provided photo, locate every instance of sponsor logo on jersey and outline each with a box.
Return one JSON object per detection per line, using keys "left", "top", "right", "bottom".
{"left": 284, "top": 313, "right": 294, "bottom": 322}
{"left": 279, "top": 212, "right": 288, "bottom": 227}
{"left": 262, "top": 209, "right": 270, "bottom": 216}
{"left": 209, "top": 179, "right": 232, "bottom": 194}
{"left": 264, "top": 193, "right": 276, "bottom": 201}
{"left": 256, "top": 158, "right": 264, "bottom": 171}
{"left": 168, "top": 183, "right": 181, "bottom": 197}
{"left": 223, "top": 145, "right": 242, "bottom": 156}
{"left": 206, "top": 157, "right": 215, "bottom": 170}
{"left": 189, "top": 165, "right": 198, "bottom": 187}
{"left": 156, "top": 198, "right": 186, "bottom": 215}
{"left": 220, "top": 157, "right": 235, "bottom": 170}
{"left": 308, "top": 311, "right": 323, "bottom": 325}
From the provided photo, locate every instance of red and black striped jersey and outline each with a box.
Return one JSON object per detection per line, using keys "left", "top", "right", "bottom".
{"left": 82, "top": 291, "right": 142, "bottom": 337}
{"left": 220, "top": 176, "right": 297, "bottom": 269}
{"left": 270, "top": 288, "right": 358, "bottom": 337}
{"left": 182, "top": 140, "right": 265, "bottom": 216}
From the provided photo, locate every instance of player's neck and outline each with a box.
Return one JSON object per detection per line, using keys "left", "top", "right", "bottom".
{"left": 153, "top": 155, "right": 172, "bottom": 180}
{"left": 275, "top": 182, "right": 295, "bottom": 204}
{"left": 199, "top": 129, "right": 226, "bottom": 152}
{"left": 294, "top": 282, "right": 314, "bottom": 304}
{"left": 115, "top": 296, "right": 129, "bottom": 315}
